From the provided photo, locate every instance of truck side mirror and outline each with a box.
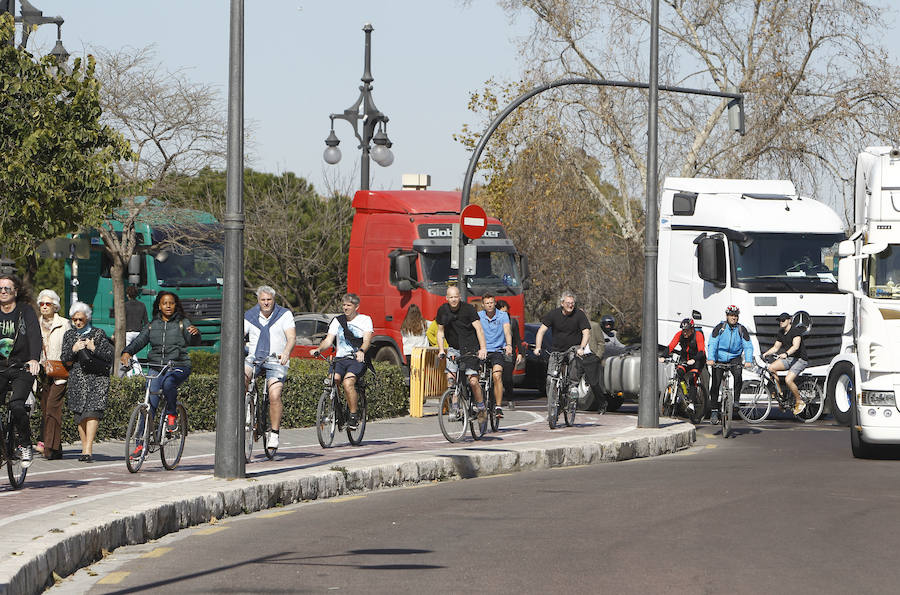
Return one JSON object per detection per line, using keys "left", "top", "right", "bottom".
{"left": 837, "top": 240, "right": 855, "bottom": 258}
{"left": 837, "top": 256, "right": 856, "bottom": 293}
{"left": 697, "top": 237, "right": 726, "bottom": 287}
{"left": 394, "top": 253, "right": 418, "bottom": 291}
{"left": 519, "top": 253, "right": 530, "bottom": 281}
{"left": 128, "top": 254, "right": 142, "bottom": 285}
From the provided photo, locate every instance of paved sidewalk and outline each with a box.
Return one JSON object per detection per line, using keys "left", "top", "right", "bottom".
{"left": 0, "top": 400, "right": 694, "bottom": 594}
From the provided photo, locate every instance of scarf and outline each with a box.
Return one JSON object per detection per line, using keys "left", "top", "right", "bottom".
{"left": 244, "top": 304, "right": 288, "bottom": 360}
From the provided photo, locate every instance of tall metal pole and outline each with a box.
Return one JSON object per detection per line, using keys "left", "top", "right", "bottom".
{"left": 215, "top": 0, "right": 245, "bottom": 478}
{"left": 359, "top": 24, "right": 373, "bottom": 191}
{"left": 638, "top": 0, "right": 660, "bottom": 428}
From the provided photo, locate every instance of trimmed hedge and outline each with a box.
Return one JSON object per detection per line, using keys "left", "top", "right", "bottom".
{"left": 31, "top": 358, "right": 408, "bottom": 445}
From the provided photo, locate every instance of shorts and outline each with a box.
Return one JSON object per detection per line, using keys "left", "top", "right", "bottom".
{"left": 784, "top": 357, "right": 808, "bottom": 375}
{"left": 334, "top": 356, "right": 366, "bottom": 379}
{"left": 244, "top": 355, "right": 288, "bottom": 382}
{"left": 446, "top": 348, "right": 479, "bottom": 376}
{"left": 486, "top": 351, "right": 509, "bottom": 368}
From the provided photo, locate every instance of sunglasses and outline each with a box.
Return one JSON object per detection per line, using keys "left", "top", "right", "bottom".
{"left": 0, "top": 287, "right": 14, "bottom": 293}
{"left": 39, "top": 302, "right": 54, "bottom": 306}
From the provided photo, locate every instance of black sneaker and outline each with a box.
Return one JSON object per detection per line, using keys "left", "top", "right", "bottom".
{"left": 347, "top": 412, "right": 360, "bottom": 430}
{"left": 495, "top": 406, "right": 503, "bottom": 419}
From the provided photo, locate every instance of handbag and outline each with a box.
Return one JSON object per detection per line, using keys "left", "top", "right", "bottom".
{"left": 42, "top": 345, "right": 69, "bottom": 379}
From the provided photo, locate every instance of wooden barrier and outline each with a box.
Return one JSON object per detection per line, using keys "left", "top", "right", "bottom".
{"left": 409, "top": 346, "right": 447, "bottom": 417}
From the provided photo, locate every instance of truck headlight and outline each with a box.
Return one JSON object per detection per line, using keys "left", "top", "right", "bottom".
{"left": 861, "top": 390, "right": 896, "bottom": 407}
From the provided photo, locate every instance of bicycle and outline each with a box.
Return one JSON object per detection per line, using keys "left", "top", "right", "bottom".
{"left": 478, "top": 357, "right": 503, "bottom": 434}
{"left": 123, "top": 360, "right": 189, "bottom": 473}
{"left": 314, "top": 353, "right": 371, "bottom": 448}
{"left": 658, "top": 354, "right": 706, "bottom": 424}
{"left": 710, "top": 361, "right": 742, "bottom": 438}
{"left": 244, "top": 354, "right": 281, "bottom": 463}
{"left": 0, "top": 390, "right": 31, "bottom": 490}
{"left": 546, "top": 346, "right": 579, "bottom": 429}
{"left": 438, "top": 353, "right": 488, "bottom": 443}
{"left": 738, "top": 355, "right": 825, "bottom": 424}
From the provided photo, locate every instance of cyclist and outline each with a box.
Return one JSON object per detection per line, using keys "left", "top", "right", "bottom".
{"left": 496, "top": 300, "right": 523, "bottom": 408}
{"left": 477, "top": 294, "right": 512, "bottom": 419}
{"left": 244, "top": 285, "right": 296, "bottom": 449}
{"left": 436, "top": 285, "right": 488, "bottom": 420}
{"left": 533, "top": 291, "right": 591, "bottom": 401}
{"left": 761, "top": 312, "right": 808, "bottom": 415}
{"left": 0, "top": 274, "right": 41, "bottom": 468}
{"left": 660, "top": 318, "right": 707, "bottom": 412}
{"left": 120, "top": 291, "right": 201, "bottom": 458}
{"left": 707, "top": 305, "right": 753, "bottom": 424}
{"left": 310, "top": 293, "right": 373, "bottom": 430}
{"left": 599, "top": 314, "right": 627, "bottom": 358}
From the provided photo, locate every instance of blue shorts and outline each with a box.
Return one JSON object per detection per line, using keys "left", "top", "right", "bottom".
{"left": 244, "top": 355, "right": 287, "bottom": 382}
{"left": 334, "top": 356, "right": 366, "bottom": 379}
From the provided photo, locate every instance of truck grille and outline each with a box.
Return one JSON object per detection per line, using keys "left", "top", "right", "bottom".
{"left": 181, "top": 298, "right": 222, "bottom": 321}
{"left": 753, "top": 315, "right": 844, "bottom": 368}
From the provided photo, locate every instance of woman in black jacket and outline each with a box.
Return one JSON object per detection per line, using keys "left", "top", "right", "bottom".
{"left": 120, "top": 291, "right": 200, "bottom": 455}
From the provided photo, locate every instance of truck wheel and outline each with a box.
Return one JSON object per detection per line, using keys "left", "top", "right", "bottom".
{"left": 850, "top": 399, "right": 876, "bottom": 458}
{"left": 373, "top": 345, "right": 402, "bottom": 366}
{"left": 826, "top": 362, "right": 854, "bottom": 426}
{"left": 606, "top": 395, "right": 624, "bottom": 412}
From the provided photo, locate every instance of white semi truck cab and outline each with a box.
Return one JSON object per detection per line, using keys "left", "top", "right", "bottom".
{"left": 832, "top": 147, "right": 900, "bottom": 456}
{"left": 658, "top": 177, "right": 849, "bottom": 394}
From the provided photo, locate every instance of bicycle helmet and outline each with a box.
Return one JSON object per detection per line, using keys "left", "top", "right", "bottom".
{"left": 600, "top": 314, "right": 615, "bottom": 332}
{"left": 725, "top": 305, "right": 740, "bottom": 316}
{"left": 680, "top": 318, "right": 694, "bottom": 330}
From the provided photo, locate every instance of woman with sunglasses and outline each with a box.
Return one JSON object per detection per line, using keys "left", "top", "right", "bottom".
{"left": 36, "top": 289, "right": 70, "bottom": 460}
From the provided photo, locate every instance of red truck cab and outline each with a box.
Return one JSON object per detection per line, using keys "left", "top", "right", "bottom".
{"left": 346, "top": 189, "right": 528, "bottom": 367}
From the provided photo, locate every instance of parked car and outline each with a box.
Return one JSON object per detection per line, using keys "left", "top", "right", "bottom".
{"left": 290, "top": 313, "right": 338, "bottom": 358}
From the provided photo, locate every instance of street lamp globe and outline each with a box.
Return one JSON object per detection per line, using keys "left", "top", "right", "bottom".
{"left": 371, "top": 144, "right": 393, "bottom": 167}
{"left": 323, "top": 129, "right": 342, "bottom": 165}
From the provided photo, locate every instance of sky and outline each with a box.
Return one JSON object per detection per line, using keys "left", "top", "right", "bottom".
{"left": 24, "top": 1, "right": 533, "bottom": 195}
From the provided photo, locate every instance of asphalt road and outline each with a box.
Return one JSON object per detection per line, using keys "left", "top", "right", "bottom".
{"left": 54, "top": 413, "right": 900, "bottom": 594}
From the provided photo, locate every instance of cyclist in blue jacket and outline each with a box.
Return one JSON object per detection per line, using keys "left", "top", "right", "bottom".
{"left": 707, "top": 305, "right": 753, "bottom": 424}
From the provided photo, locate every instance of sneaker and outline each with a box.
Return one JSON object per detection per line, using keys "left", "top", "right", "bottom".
{"left": 166, "top": 414, "right": 178, "bottom": 432}
{"left": 19, "top": 445, "right": 33, "bottom": 468}
{"left": 449, "top": 403, "right": 461, "bottom": 420}
{"left": 267, "top": 431, "right": 279, "bottom": 449}
{"left": 710, "top": 410, "right": 721, "bottom": 425}
{"left": 792, "top": 399, "right": 806, "bottom": 415}
{"left": 347, "top": 412, "right": 360, "bottom": 430}
{"left": 476, "top": 403, "right": 487, "bottom": 422}
{"left": 495, "top": 406, "right": 504, "bottom": 419}
{"left": 130, "top": 444, "right": 144, "bottom": 459}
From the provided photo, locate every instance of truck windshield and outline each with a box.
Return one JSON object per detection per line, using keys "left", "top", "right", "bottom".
{"left": 155, "top": 244, "right": 224, "bottom": 287}
{"left": 867, "top": 245, "right": 900, "bottom": 299}
{"left": 731, "top": 232, "right": 843, "bottom": 293}
{"left": 419, "top": 251, "right": 522, "bottom": 295}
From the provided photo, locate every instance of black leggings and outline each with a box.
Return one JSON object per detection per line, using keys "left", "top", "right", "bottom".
{"left": 0, "top": 364, "right": 35, "bottom": 446}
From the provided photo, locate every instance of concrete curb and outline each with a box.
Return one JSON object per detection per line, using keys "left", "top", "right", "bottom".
{"left": 1, "top": 422, "right": 694, "bottom": 594}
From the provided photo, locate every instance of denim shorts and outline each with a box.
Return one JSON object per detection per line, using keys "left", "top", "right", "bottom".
{"left": 446, "top": 347, "right": 479, "bottom": 376}
{"left": 244, "top": 355, "right": 287, "bottom": 382}
{"left": 784, "top": 356, "right": 809, "bottom": 375}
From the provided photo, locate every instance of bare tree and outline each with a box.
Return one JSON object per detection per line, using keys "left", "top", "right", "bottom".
{"left": 92, "top": 45, "right": 228, "bottom": 358}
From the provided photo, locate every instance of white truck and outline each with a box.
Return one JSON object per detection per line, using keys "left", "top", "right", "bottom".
{"left": 832, "top": 146, "right": 900, "bottom": 456}
{"left": 657, "top": 177, "right": 850, "bottom": 411}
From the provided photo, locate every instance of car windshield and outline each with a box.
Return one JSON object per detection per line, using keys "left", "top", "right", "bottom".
{"left": 867, "top": 244, "right": 900, "bottom": 299}
{"left": 419, "top": 251, "right": 522, "bottom": 295}
{"left": 731, "top": 232, "right": 843, "bottom": 293}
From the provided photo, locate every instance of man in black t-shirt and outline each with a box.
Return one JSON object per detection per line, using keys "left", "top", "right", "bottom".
{"left": 0, "top": 274, "right": 41, "bottom": 468}
{"left": 761, "top": 312, "right": 809, "bottom": 415}
{"left": 436, "top": 285, "right": 488, "bottom": 416}
{"left": 534, "top": 291, "right": 591, "bottom": 398}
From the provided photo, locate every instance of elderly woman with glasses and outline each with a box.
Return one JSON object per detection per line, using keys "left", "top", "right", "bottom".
{"left": 61, "top": 302, "right": 114, "bottom": 463}
{"left": 36, "top": 289, "right": 71, "bottom": 460}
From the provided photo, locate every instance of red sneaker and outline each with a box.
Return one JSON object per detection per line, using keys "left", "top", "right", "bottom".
{"left": 130, "top": 444, "right": 144, "bottom": 459}
{"left": 166, "top": 414, "right": 178, "bottom": 432}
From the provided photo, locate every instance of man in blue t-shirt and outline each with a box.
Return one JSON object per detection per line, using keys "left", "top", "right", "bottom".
{"left": 478, "top": 294, "right": 512, "bottom": 418}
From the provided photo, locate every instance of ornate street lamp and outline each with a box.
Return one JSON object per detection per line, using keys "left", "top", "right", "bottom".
{"left": 323, "top": 23, "right": 393, "bottom": 190}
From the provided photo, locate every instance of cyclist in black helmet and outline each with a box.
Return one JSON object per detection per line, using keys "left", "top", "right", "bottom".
{"left": 598, "top": 314, "right": 627, "bottom": 358}
{"left": 661, "top": 318, "right": 707, "bottom": 411}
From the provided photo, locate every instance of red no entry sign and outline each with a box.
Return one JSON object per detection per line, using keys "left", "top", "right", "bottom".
{"left": 460, "top": 204, "right": 487, "bottom": 239}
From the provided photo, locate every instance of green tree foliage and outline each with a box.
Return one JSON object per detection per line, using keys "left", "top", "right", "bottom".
{"left": 0, "top": 16, "right": 133, "bottom": 283}
{"left": 167, "top": 168, "right": 353, "bottom": 312}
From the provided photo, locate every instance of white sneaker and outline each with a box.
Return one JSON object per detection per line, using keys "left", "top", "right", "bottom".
{"left": 267, "top": 431, "right": 279, "bottom": 449}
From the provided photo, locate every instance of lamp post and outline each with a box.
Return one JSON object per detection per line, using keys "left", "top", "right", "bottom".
{"left": 3, "top": 0, "right": 68, "bottom": 67}
{"left": 323, "top": 23, "right": 393, "bottom": 191}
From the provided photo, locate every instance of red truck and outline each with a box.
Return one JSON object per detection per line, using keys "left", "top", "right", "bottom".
{"left": 339, "top": 188, "right": 529, "bottom": 368}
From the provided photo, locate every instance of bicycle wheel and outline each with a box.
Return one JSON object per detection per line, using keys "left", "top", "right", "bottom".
{"left": 547, "top": 376, "right": 560, "bottom": 429}
{"left": 316, "top": 387, "right": 337, "bottom": 448}
{"left": 489, "top": 399, "right": 500, "bottom": 432}
{"left": 259, "top": 393, "right": 276, "bottom": 459}
{"left": 722, "top": 385, "right": 733, "bottom": 439}
{"left": 6, "top": 422, "right": 26, "bottom": 489}
{"left": 738, "top": 380, "right": 772, "bottom": 423}
{"left": 244, "top": 389, "right": 256, "bottom": 463}
{"left": 794, "top": 379, "right": 825, "bottom": 423}
{"left": 160, "top": 403, "right": 188, "bottom": 470}
{"left": 347, "top": 389, "right": 367, "bottom": 446}
{"left": 563, "top": 385, "right": 577, "bottom": 427}
{"left": 470, "top": 398, "right": 488, "bottom": 440}
{"left": 659, "top": 383, "right": 676, "bottom": 417}
{"left": 125, "top": 404, "right": 151, "bottom": 473}
{"left": 438, "top": 387, "right": 468, "bottom": 443}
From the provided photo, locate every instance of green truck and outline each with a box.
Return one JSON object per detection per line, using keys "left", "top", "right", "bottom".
{"left": 62, "top": 208, "right": 224, "bottom": 354}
